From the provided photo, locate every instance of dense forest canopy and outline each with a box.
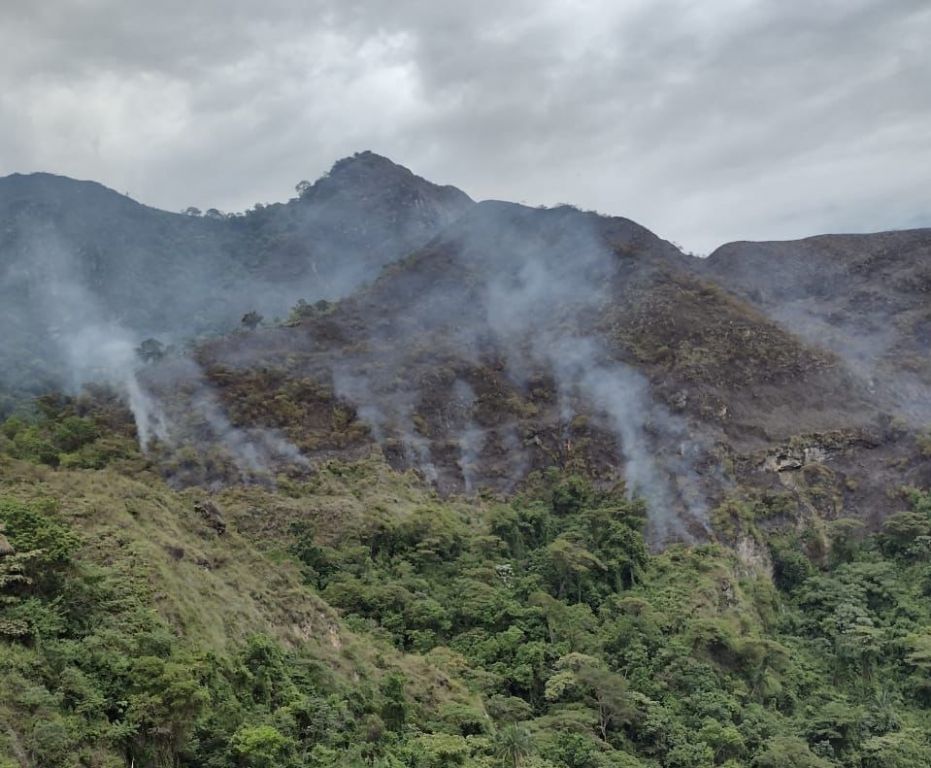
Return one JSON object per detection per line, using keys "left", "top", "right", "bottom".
{"left": 1, "top": 397, "right": 930, "bottom": 766}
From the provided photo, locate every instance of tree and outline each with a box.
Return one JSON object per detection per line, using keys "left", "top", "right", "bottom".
{"left": 0, "top": 524, "right": 12, "bottom": 557}
{"left": 231, "top": 724, "right": 291, "bottom": 768}
{"left": 576, "top": 664, "right": 634, "bottom": 742}
{"left": 241, "top": 311, "right": 263, "bottom": 330}
{"left": 770, "top": 538, "right": 813, "bottom": 592}
{"left": 126, "top": 657, "right": 210, "bottom": 767}
{"left": 545, "top": 535, "right": 605, "bottom": 602}
{"left": 904, "top": 631, "right": 931, "bottom": 703}
{"left": 136, "top": 338, "right": 166, "bottom": 364}
{"left": 544, "top": 654, "right": 634, "bottom": 742}
{"left": 551, "top": 474, "right": 592, "bottom": 516}
{"left": 827, "top": 518, "right": 864, "bottom": 565}
{"left": 493, "top": 724, "right": 534, "bottom": 768}
{"left": 752, "top": 737, "right": 832, "bottom": 768}
{"left": 182, "top": 206, "right": 202, "bottom": 216}
{"left": 409, "top": 733, "right": 470, "bottom": 767}
{"left": 861, "top": 730, "right": 931, "bottom": 768}
{"left": 380, "top": 673, "right": 408, "bottom": 733}
{"left": 531, "top": 592, "right": 597, "bottom": 649}
{"left": 295, "top": 180, "right": 312, "bottom": 197}
{"left": 880, "top": 511, "right": 930, "bottom": 556}
{"left": 699, "top": 718, "right": 746, "bottom": 763}
{"left": 0, "top": 499, "right": 78, "bottom": 600}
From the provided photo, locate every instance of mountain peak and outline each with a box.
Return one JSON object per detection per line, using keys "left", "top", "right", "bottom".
{"left": 329, "top": 150, "right": 414, "bottom": 177}
{"left": 302, "top": 151, "right": 473, "bottom": 209}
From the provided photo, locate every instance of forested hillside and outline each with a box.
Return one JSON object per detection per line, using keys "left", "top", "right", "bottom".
{"left": 2, "top": 399, "right": 931, "bottom": 767}
{"left": 1, "top": 154, "right": 929, "bottom": 767}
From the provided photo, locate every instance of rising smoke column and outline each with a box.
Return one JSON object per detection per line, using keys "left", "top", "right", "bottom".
{"left": 471, "top": 203, "right": 710, "bottom": 540}
{"left": 322, "top": 202, "right": 714, "bottom": 539}
{"left": 20, "top": 230, "right": 169, "bottom": 448}
{"left": 19, "top": 230, "right": 309, "bottom": 481}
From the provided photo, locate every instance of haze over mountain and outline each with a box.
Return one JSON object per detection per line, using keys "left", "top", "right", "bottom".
{"left": 3, "top": 150, "right": 931, "bottom": 768}
{"left": 3, "top": 0, "right": 931, "bottom": 763}
{"left": 0, "top": 152, "right": 472, "bottom": 398}
{"left": 699, "top": 231, "right": 931, "bottom": 421}
{"left": 1, "top": 151, "right": 928, "bottom": 541}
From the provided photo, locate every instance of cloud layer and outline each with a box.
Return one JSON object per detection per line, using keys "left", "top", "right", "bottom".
{"left": 1, "top": 0, "right": 929, "bottom": 252}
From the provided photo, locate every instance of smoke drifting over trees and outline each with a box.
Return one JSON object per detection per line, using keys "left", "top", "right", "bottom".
{"left": 2, "top": 151, "right": 929, "bottom": 541}
{"left": 699, "top": 231, "right": 931, "bottom": 423}
{"left": 0, "top": 152, "right": 473, "bottom": 398}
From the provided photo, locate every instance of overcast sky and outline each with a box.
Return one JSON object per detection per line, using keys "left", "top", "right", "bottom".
{"left": 1, "top": 0, "right": 929, "bottom": 253}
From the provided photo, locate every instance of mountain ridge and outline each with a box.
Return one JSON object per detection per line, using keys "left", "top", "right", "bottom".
{"left": 1, "top": 152, "right": 929, "bottom": 539}
{"left": 6, "top": 159, "right": 928, "bottom": 255}
{"left": 3, "top": 152, "right": 931, "bottom": 767}
{"left": 0, "top": 152, "right": 476, "bottom": 405}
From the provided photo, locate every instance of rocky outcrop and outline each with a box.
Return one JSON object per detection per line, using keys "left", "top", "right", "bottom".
{"left": 765, "top": 445, "right": 828, "bottom": 473}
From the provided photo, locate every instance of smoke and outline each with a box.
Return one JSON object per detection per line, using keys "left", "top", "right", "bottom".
{"left": 500, "top": 423, "right": 531, "bottom": 492}
{"left": 0, "top": 154, "right": 473, "bottom": 411}
{"left": 452, "top": 380, "right": 484, "bottom": 494}
{"left": 701, "top": 236, "right": 931, "bottom": 427}
{"left": 4, "top": 180, "right": 714, "bottom": 534}
{"left": 454, "top": 205, "right": 709, "bottom": 536}
{"left": 186, "top": 379, "right": 309, "bottom": 476}
{"left": 7, "top": 228, "right": 309, "bottom": 484}
{"left": 294, "top": 202, "right": 713, "bottom": 536}
{"left": 331, "top": 368, "right": 387, "bottom": 442}
{"left": 14, "top": 230, "right": 170, "bottom": 448}
{"left": 768, "top": 303, "right": 931, "bottom": 424}
{"left": 65, "top": 327, "right": 170, "bottom": 449}
{"left": 543, "top": 335, "right": 706, "bottom": 540}
{"left": 331, "top": 363, "right": 441, "bottom": 482}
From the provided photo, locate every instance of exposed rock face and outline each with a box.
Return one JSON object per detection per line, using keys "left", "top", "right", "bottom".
{"left": 734, "top": 536, "right": 773, "bottom": 579}
{"left": 0, "top": 532, "right": 14, "bottom": 557}
{"left": 765, "top": 445, "right": 828, "bottom": 473}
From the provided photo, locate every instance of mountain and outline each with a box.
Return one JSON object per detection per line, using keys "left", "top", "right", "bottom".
{"left": 147, "top": 200, "right": 925, "bottom": 544}
{"left": 2, "top": 154, "right": 927, "bottom": 541}
{"left": 2, "top": 155, "right": 931, "bottom": 768}
{"left": 0, "top": 152, "right": 474, "bottom": 402}
{"left": 699, "top": 229, "right": 931, "bottom": 421}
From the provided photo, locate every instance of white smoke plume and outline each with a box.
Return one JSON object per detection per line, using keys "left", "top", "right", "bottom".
{"left": 187, "top": 380, "right": 309, "bottom": 475}
{"left": 305, "top": 203, "right": 714, "bottom": 535}
{"left": 20, "top": 231, "right": 170, "bottom": 449}
{"left": 14, "top": 229, "right": 308, "bottom": 480}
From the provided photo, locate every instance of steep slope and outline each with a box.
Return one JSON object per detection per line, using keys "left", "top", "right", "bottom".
{"left": 4, "top": 410, "right": 931, "bottom": 768}
{"left": 250, "top": 150, "right": 474, "bottom": 287}
{"left": 0, "top": 153, "right": 474, "bottom": 406}
{"left": 2, "top": 155, "right": 931, "bottom": 768}
{"left": 0, "top": 451, "right": 485, "bottom": 767}
{"left": 138, "top": 201, "right": 914, "bottom": 542}
{"left": 2, "top": 156, "right": 926, "bottom": 541}
{"left": 698, "top": 229, "right": 931, "bottom": 422}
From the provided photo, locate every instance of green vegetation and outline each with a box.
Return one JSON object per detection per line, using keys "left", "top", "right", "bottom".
{"left": 0, "top": 393, "right": 137, "bottom": 470}
{"left": 1, "top": 410, "right": 930, "bottom": 766}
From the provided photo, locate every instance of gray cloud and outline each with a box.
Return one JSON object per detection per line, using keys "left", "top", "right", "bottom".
{"left": 1, "top": 0, "right": 929, "bottom": 252}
